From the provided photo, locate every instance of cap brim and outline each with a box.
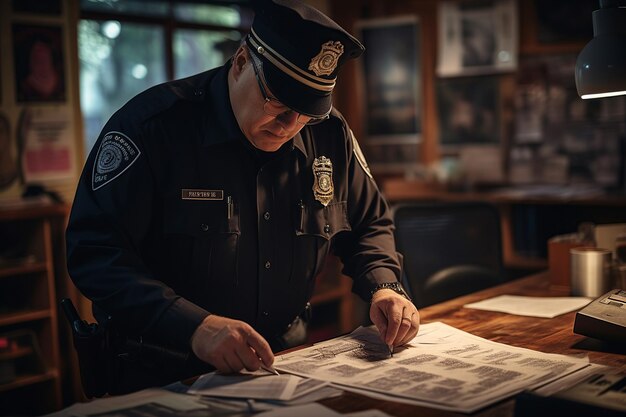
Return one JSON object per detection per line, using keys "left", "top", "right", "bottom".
{"left": 260, "top": 57, "right": 332, "bottom": 119}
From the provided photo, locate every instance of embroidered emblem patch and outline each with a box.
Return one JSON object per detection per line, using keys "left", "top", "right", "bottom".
{"left": 181, "top": 189, "right": 224, "bottom": 201}
{"left": 92, "top": 131, "right": 141, "bottom": 191}
{"left": 350, "top": 129, "right": 373, "bottom": 179}
{"left": 312, "top": 156, "right": 334, "bottom": 207}
{"left": 308, "top": 41, "right": 344, "bottom": 76}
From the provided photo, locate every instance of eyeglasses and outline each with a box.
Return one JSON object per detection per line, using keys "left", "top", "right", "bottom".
{"left": 249, "top": 53, "right": 329, "bottom": 126}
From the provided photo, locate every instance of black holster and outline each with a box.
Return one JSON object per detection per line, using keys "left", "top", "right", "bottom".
{"left": 60, "top": 299, "right": 206, "bottom": 398}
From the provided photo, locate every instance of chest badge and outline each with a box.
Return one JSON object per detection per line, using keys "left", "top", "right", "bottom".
{"left": 312, "top": 156, "right": 334, "bottom": 207}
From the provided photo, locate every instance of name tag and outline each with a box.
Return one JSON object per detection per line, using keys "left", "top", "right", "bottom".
{"left": 181, "top": 189, "right": 224, "bottom": 200}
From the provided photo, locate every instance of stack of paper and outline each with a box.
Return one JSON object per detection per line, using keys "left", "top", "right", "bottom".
{"left": 273, "top": 322, "right": 591, "bottom": 413}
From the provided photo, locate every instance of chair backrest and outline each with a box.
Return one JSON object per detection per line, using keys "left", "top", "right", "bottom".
{"left": 393, "top": 201, "right": 504, "bottom": 308}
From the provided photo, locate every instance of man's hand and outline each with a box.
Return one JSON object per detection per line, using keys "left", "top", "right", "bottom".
{"left": 190, "top": 315, "right": 274, "bottom": 373}
{"left": 370, "top": 289, "right": 420, "bottom": 348}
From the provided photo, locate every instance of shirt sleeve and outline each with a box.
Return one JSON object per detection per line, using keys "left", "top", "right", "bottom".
{"left": 66, "top": 115, "right": 209, "bottom": 349}
{"left": 331, "top": 120, "right": 404, "bottom": 302}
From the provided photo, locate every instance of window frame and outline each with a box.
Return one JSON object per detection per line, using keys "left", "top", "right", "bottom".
{"left": 79, "top": 0, "right": 253, "bottom": 81}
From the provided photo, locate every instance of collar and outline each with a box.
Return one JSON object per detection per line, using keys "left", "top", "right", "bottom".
{"left": 292, "top": 131, "right": 307, "bottom": 158}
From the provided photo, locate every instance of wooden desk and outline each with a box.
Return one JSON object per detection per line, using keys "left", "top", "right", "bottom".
{"left": 318, "top": 271, "right": 626, "bottom": 417}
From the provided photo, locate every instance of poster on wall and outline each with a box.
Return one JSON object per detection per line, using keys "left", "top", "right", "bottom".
{"left": 13, "top": 24, "right": 66, "bottom": 103}
{"left": 356, "top": 16, "right": 421, "bottom": 144}
{"left": 437, "top": 0, "right": 518, "bottom": 76}
{"left": 18, "top": 107, "right": 75, "bottom": 182}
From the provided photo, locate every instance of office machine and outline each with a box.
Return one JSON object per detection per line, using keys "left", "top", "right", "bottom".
{"left": 574, "top": 289, "right": 626, "bottom": 344}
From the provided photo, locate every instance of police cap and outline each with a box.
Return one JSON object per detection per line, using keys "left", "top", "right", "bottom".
{"left": 247, "top": 0, "right": 365, "bottom": 119}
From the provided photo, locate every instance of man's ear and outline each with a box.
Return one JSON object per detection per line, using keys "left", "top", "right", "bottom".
{"left": 231, "top": 46, "right": 249, "bottom": 80}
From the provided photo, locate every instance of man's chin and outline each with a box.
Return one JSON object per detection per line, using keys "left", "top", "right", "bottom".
{"left": 250, "top": 133, "right": 289, "bottom": 152}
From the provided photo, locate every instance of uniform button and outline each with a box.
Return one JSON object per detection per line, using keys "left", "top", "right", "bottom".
{"left": 262, "top": 311, "right": 269, "bottom": 317}
{"left": 194, "top": 89, "right": 203, "bottom": 96}
{"left": 324, "top": 224, "right": 331, "bottom": 233}
{"left": 200, "top": 224, "right": 209, "bottom": 232}
{"left": 263, "top": 211, "right": 270, "bottom": 220}
{"left": 265, "top": 261, "right": 271, "bottom": 269}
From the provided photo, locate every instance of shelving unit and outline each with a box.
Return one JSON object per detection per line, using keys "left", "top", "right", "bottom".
{"left": 0, "top": 202, "right": 68, "bottom": 415}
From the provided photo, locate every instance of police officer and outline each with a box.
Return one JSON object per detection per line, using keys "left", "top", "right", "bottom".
{"left": 66, "top": 0, "right": 419, "bottom": 392}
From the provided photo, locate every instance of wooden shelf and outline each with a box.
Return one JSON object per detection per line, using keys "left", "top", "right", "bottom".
{"left": 0, "top": 370, "right": 58, "bottom": 393}
{"left": 0, "top": 309, "right": 51, "bottom": 327}
{"left": 0, "top": 203, "right": 66, "bottom": 412}
{"left": 380, "top": 179, "right": 626, "bottom": 272}
{"left": 0, "top": 345, "right": 33, "bottom": 361}
{"left": 0, "top": 261, "right": 47, "bottom": 279}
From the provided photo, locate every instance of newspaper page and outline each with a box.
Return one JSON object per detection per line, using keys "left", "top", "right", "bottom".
{"left": 275, "top": 322, "right": 590, "bottom": 413}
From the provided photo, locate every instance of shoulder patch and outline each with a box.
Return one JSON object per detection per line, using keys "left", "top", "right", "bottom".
{"left": 92, "top": 131, "right": 141, "bottom": 191}
{"left": 350, "top": 129, "right": 373, "bottom": 179}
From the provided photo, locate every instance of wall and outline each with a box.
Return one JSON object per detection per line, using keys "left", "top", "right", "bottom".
{"left": 331, "top": 0, "right": 626, "bottom": 190}
{"left": 0, "top": 0, "right": 83, "bottom": 205}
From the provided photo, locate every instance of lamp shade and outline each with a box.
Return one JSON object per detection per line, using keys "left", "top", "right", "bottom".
{"left": 575, "top": 5, "right": 626, "bottom": 99}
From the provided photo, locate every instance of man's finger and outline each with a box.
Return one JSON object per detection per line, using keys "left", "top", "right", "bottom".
{"left": 236, "top": 343, "right": 262, "bottom": 372}
{"left": 370, "top": 303, "right": 388, "bottom": 340}
{"left": 384, "top": 304, "right": 404, "bottom": 346}
{"left": 393, "top": 313, "right": 412, "bottom": 346}
{"left": 245, "top": 329, "right": 274, "bottom": 366}
{"left": 398, "top": 312, "right": 420, "bottom": 346}
{"left": 221, "top": 354, "right": 242, "bottom": 373}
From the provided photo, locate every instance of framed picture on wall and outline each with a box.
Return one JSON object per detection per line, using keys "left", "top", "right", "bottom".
{"left": 355, "top": 16, "right": 421, "bottom": 145}
{"left": 13, "top": 24, "right": 66, "bottom": 103}
{"left": 437, "top": 0, "right": 518, "bottom": 76}
{"left": 437, "top": 75, "right": 500, "bottom": 146}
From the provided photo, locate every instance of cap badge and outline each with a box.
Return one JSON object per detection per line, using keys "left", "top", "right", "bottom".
{"left": 312, "top": 156, "right": 334, "bottom": 206}
{"left": 308, "top": 41, "right": 344, "bottom": 76}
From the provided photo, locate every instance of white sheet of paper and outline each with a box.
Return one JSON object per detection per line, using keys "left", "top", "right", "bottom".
{"left": 188, "top": 372, "right": 299, "bottom": 401}
{"left": 463, "top": 295, "right": 591, "bottom": 318}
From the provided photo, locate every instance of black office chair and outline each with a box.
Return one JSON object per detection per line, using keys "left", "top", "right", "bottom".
{"left": 393, "top": 201, "right": 504, "bottom": 308}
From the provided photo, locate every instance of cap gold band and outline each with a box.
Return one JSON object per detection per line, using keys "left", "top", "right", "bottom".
{"left": 249, "top": 29, "right": 335, "bottom": 93}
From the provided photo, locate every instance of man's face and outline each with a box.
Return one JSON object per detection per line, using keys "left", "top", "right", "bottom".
{"left": 229, "top": 48, "right": 305, "bottom": 152}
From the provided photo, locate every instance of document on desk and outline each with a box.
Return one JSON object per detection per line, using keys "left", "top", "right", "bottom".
{"left": 275, "top": 322, "right": 590, "bottom": 413}
{"left": 463, "top": 295, "right": 592, "bottom": 318}
{"left": 43, "top": 389, "right": 207, "bottom": 417}
{"left": 188, "top": 372, "right": 300, "bottom": 400}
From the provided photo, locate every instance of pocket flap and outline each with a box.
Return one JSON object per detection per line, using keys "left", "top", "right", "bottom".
{"left": 297, "top": 201, "right": 351, "bottom": 240}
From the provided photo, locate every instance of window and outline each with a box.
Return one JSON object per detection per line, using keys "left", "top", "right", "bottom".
{"left": 78, "top": 0, "right": 252, "bottom": 154}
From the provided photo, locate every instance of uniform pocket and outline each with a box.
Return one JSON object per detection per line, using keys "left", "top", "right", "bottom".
{"left": 291, "top": 201, "right": 351, "bottom": 284}
{"left": 163, "top": 199, "right": 240, "bottom": 298}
